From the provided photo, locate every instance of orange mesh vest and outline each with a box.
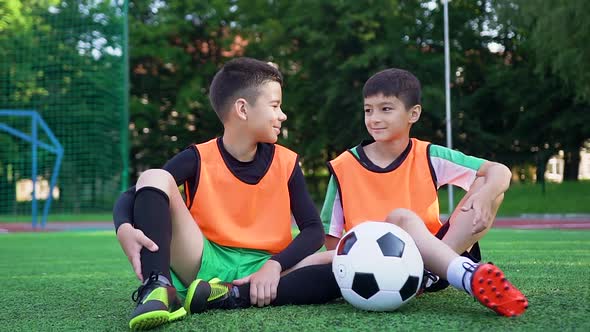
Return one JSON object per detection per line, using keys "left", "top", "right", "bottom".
{"left": 187, "top": 139, "right": 296, "bottom": 253}
{"left": 329, "top": 138, "right": 442, "bottom": 235}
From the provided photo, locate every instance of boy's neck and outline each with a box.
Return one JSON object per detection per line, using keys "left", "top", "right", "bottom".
{"left": 364, "top": 137, "right": 410, "bottom": 167}
{"left": 221, "top": 132, "right": 258, "bottom": 162}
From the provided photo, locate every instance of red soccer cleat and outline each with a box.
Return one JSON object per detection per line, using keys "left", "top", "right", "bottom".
{"left": 470, "top": 263, "right": 529, "bottom": 317}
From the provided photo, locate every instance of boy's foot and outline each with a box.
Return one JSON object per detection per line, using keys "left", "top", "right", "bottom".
{"left": 418, "top": 269, "right": 449, "bottom": 295}
{"left": 129, "top": 272, "right": 187, "bottom": 330}
{"left": 185, "top": 278, "right": 243, "bottom": 314}
{"left": 469, "top": 263, "right": 529, "bottom": 317}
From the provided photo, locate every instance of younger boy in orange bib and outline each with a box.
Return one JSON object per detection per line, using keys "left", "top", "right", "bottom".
{"left": 292, "top": 68, "right": 528, "bottom": 317}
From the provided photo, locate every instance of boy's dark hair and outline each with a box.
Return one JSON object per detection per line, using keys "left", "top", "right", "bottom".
{"left": 209, "top": 57, "right": 283, "bottom": 121}
{"left": 362, "top": 68, "right": 421, "bottom": 109}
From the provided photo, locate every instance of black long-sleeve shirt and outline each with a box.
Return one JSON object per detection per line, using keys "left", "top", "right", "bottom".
{"left": 112, "top": 137, "right": 325, "bottom": 271}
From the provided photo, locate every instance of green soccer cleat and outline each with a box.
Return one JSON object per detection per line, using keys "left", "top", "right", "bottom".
{"left": 129, "top": 272, "right": 187, "bottom": 330}
{"left": 184, "top": 278, "right": 242, "bottom": 314}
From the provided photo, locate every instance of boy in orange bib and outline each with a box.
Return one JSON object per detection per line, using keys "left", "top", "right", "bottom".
{"left": 293, "top": 68, "right": 528, "bottom": 317}
{"left": 113, "top": 58, "right": 339, "bottom": 330}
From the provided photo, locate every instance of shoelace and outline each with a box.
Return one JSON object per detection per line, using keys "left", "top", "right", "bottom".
{"left": 421, "top": 269, "right": 439, "bottom": 288}
{"left": 461, "top": 261, "right": 480, "bottom": 295}
{"left": 132, "top": 272, "right": 160, "bottom": 303}
{"left": 216, "top": 285, "right": 241, "bottom": 309}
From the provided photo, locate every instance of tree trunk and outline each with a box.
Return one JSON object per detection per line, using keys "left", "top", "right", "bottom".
{"left": 563, "top": 148, "right": 581, "bottom": 181}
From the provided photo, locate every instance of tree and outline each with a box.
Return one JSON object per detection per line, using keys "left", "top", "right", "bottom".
{"left": 493, "top": 0, "right": 590, "bottom": 180}
{"left": 236, "top": 0, "right": 540, "bottom": 171}
{"left": 127, "top": 0, "right": 249, "bottom": 177}
{"left": 235, "top": 0, "right": 456, "bottom": 170}
{"left": 514, "top": 0, "right": 590, "bottom": 104}
{"left": 122, "top": 0, "right": 589, "bottom": 187}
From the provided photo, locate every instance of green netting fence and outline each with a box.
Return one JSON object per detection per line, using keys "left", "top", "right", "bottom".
{"left": 0, "top": 0, "right": 129, "bottom": 224}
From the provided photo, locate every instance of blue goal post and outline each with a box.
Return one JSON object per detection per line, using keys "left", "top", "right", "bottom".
{"left": 0, "top": 110, "right": 63, "bottom": 228}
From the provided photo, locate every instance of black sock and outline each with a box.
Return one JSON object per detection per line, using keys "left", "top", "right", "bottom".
{"left": 134, "top": 187, "right": 172, "bottom": 282}
{"left": 234, "top": 263, "right": 341, "bottom": 307}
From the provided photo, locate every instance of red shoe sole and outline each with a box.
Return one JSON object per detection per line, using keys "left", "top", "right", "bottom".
{"left": 472, "top": 263, "right": 529, "bottom": 317}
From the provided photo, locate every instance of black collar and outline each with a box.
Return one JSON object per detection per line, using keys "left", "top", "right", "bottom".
{"left": 352, "top": 139, "right": 413, "bottom": 173}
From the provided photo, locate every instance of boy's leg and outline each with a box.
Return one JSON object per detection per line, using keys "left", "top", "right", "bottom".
{"left": 186, "top": 263, "right": 341, "bottom": 312}
{"left": 253, "top": 263, "right": 341, "bottom": 306}
{"left": 135, "top": 169, "right": 205, "bottom": 286}
{"left": 385, "top": 209, "right": 457, "bottom": 278}
{"left": 385, "top": 208, "right": 527, "bottom": 317}
{"left": 421, "top": 221, "right": 480, "bottom": 293}
{"left": 129, "top": 169, "right": 205, "bottom": 330}
{"left": 442, "top": 178, "right": 504, "bottom": 254}
{"left": 282, "top": 250, "right": 334, "bottom": 274}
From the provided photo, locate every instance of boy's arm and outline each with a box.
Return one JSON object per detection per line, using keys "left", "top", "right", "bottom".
{"left": 473, "top": 161, "right": 512, "bottom": 199}
{"left": 269, "top": 162, "right": 325, "bottom": 271}
{"left": 429, "top": 144, "right": 511, "bottom": 233}
{"left": 462, "top": 160, "right": 512, "bottom": 233}
{"left": 113, "top": 186, "right": 136, "bottom": 233}
{"left": 321, "top": 175, "right": 344, "bottom": 250}
{"left": 429, "top": 143, "right": 510, "bottom": 201}
{"left": 429, "top": 144, "right": 487, "bottom": 191}
{"left": 112, "top": 147, "right": 200, "bottom": 232}
{"left": 233, "top": 161, "right": 324, "bottom": 307}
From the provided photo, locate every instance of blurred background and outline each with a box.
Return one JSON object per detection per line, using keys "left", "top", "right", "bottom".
{"left": 1, "top": 0, "right": 588, "bottom": 223}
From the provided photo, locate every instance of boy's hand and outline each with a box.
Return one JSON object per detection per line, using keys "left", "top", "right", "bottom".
{"left": 460, "top": 192, "right": 494, "bottom": 234}
{"left": 116, "top": 223, "right": 159, "bottom": 282}
{"left": 232, "top": 259, "right": 282, "bottom": 307}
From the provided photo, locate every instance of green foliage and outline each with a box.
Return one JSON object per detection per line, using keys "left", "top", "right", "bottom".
{"left": 3, "top": 0, "right": 588, "bottom": 217}
{"left": 127, "top": 0, "right": 233, "bottom": 168}
{"left": 238, "top": 1, "right": 447, "bottom": 166}
{"left": 1, "top": 229, "right": 588, "bottom": 330}
{"left": 124, "top": 0, "right": 589, "bottom": 181}
{"left": 491, "top": 0, "right": 590, "bottom": 179}
{"left": 506, "top": 0, "right": 590, "bottom": 104}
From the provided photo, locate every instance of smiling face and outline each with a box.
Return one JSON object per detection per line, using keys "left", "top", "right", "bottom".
{"left": 246, "top": 80, "right": 286, "bottom": 143}
{"left": 363, "top": 93, "right": 420, "bottom": 143}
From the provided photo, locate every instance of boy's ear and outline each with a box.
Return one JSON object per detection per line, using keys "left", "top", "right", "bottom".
{"left": 408, "top": 105, "right": 422, "bottom": 124}
{"left": 233, "top": 98, "right": 248, "bottom": 121}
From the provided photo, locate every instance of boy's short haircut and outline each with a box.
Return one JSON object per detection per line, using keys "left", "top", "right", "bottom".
{"left": 209, "top": 57, "right": 283, "bottom": 121}
{"left": 363, "top": 68, "right": 421, "bottom": 109}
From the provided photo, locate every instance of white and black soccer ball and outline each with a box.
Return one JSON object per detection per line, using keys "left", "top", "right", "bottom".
{"left": 332, "top": 221, "right": 424, "bottom": 311}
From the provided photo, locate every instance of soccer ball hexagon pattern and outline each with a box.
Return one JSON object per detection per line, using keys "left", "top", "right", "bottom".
{"left": 332, "top": 221, "right": 424, "bottom": 311}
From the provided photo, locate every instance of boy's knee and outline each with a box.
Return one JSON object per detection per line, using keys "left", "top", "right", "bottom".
{"left": 385, "top": 208, "right": 418, "bottom": 228}
{"left": 136, "top": 169, "right": 176, "bottom": 194}
{"left": 494, "top": 192, "right": 505, "bottom": 207}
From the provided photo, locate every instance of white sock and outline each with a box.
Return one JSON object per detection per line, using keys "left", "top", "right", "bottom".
{"left": 446, "top": 256, "right": 477, "bottom": 296}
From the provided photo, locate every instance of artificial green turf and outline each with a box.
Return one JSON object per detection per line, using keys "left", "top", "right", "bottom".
{"left": 0, "top": 229, "right": 588, "bottom": 331}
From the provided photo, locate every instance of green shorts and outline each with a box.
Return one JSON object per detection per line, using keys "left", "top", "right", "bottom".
{"left": 170, "top": 236, "right": 271, "bottom": 299}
